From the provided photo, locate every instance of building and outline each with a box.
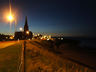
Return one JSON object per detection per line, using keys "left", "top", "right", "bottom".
{"left": 14, "top": 16, "right": 33, "bottom": 40}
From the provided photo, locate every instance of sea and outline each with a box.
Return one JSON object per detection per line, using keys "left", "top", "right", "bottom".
{"left": 64, "top": 37, "right": 96, "bottom": 48}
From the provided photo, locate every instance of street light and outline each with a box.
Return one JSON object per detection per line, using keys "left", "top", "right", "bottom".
{"left": 19, "top": 27, "right": 23, "bottom": 31}
{"left": 6, "top": 0, "right": 15, "bottom": 34}
{"left": 8, "top": 15, "right": 13, "bottom": 22}
{"left": 7, "top": 14, "right": 14, "bottom": 34}
{"left": 26, "top": 31, "right": 29, "bottom": 35}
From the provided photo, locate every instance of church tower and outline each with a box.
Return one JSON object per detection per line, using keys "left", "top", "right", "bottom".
{"left": 24, "top": 16, "right": 29, "bottom": 32}
{"left": 15, "top": 16, "right": 33, "bottom": 40}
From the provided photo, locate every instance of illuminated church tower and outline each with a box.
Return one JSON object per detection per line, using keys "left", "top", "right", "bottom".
{"left": 24, "top": 16, "right": 33, "bottom": 39}
{"left": 24, "top": 16, "right": 29, "bottom": 32}
{"left": 15, "top": 16, "right": 33, "bottom": 40}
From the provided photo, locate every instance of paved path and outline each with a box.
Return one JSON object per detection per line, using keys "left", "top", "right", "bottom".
{"left": 0, "top": 41, "right": 18, "bottom": 49}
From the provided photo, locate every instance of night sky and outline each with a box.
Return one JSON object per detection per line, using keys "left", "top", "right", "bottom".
{"left": 0, "top": 0, "right": 96, "bottom": 37}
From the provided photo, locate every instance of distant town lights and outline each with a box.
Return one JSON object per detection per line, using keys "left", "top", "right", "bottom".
{"left": 9, "top": 36, "right": 14, "bottom": 39}
{"left": 61, "top": 38, "right": 63, "bottom": 40}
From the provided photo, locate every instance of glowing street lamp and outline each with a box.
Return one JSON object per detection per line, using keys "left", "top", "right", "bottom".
{"left": 6, "top": 0, "right": 15, "bottom": 34}
{"left": 26, "top": 31, "right": 29, "bottom": 35}
{"left": 8, "top": 15, "right": 13, "bottom": 22}
{"left": 7, "top": 0, "right": 14, "bottom": 22}
{"left": 19, "top": 27, "right": 23, "bottom": 31}
{"left": 7, "top": 14, "right": 14, "bottom": 34}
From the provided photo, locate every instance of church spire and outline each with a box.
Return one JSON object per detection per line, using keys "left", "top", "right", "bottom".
{"left": 24, "top": 16, "right": 29, "bottom": 32}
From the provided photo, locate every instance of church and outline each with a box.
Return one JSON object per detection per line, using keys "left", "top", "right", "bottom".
{"left": 14, "top": 16, "right": 33, "bottom": 40}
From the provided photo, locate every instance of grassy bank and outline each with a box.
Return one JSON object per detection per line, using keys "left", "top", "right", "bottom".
{"left": 27, "top": 40, "right": 95, "bottom": 72}
{"left": 0, "top": 43, "right": 22, "bottom": 72}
